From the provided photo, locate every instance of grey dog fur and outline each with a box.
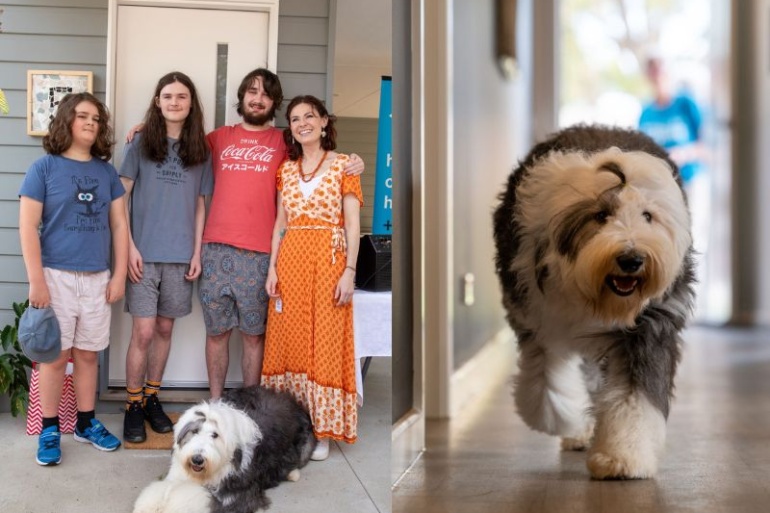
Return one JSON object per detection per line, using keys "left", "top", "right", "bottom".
{"left": 492, "top": 124, "right": 696, "bottom": 420}
{"left": 177, "top": 385, "right": 316, "bottom": 513}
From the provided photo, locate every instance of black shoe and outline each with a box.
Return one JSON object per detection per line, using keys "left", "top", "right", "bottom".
{"left": 123, "top": 401, "right": 146, "bottom": 443}
{"left": 144, "top": 394, "right": 173, "bottom": 433}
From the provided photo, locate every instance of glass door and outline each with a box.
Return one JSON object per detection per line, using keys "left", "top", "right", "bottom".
{"left": 558, "top": 0, "right": 732, "bottom": 323}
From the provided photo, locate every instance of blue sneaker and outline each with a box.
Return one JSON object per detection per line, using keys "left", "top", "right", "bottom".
{"left": 73, "top": 419, "right": 121, "bottom": 452}
{"left": 36, "top": 425, "right": 62, "bottom": 466}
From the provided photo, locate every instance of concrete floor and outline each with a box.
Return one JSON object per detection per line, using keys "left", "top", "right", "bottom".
{"left": 0, "top": 357, "right": 391, "bottom": 513}
{"left": 393, "top": 326, "right": 770, "bottom": 513}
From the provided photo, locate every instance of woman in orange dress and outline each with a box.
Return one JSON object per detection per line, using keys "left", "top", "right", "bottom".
{"left": 262, "top": 95, "right": 363, "bottom": 461}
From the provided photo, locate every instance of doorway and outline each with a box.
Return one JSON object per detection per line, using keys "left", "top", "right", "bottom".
{"left": 105, "top": 0, "right": 278, "bottom": 388}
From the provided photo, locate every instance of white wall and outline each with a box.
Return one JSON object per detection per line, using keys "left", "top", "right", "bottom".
{"left": 450, "top": 0, "right": 530, "bottom": 370}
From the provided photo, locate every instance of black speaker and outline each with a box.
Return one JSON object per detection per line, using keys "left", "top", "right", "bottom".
{"left": 356, "top": 234, "right": 392, "bottom": 291}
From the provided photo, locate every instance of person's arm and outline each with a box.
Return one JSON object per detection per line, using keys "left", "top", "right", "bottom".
{"left": 125, "top": 123, "right": 145, "bottom": 143}
{"left": 343, "top": 153, "right": 365, "bottom": 176}
{"left": 666, "top": 96, "right": 704, "bottom": 165}
{"left": 265, "top": 196, "right": 288, "bottom": 299}
{"left": 335, "top": 194, "right": 361, "bottom": 306}
{"left": 107, "top": 196, "right": 129, "bottom": 303}
{"left": 668, "top": 144, "right": 703, "bottom": 166}
{"left": 186, "top": 194, "right": 206, "bottom": 281}
{"left": 119, "top": 176, "right": 144, "bottom": 284}
{"left": 19, "top": 197, "right": 50, "bottom": 308}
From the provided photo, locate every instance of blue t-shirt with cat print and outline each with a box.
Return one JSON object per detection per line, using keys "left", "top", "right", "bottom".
{"left": 19, "top": 154, "right": 125, "bottom": 271}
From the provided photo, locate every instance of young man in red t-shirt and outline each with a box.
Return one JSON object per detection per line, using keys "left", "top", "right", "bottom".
{"left": 199, "top": 69, "right": 364, "bottom": 397}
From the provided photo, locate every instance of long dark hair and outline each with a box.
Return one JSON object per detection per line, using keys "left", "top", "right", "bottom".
{"left": 140, "top": 71, "right": 209, "bottom": 167}
{"left": 236, "top": 68, "right": 284, "bottom": 120}
{"left": 283, "top": 95, "right": 337, "bottom": 161}
{"left": 43, "top": 92, "right": 114, "bottom": 161}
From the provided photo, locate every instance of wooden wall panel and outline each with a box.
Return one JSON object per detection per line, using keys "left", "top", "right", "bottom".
{"left": 1, "top": 5, "right": 107, "bottom": 36}
{"left": 336, "top": 117, "right": 378, "bottom": 234}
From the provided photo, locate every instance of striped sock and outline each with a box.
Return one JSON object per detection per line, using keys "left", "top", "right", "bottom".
{"left": 143, "top": 380, "right": 161, "bottom": 405}
{"left": 126, "top": 387, "right": 143, "bottom": 409}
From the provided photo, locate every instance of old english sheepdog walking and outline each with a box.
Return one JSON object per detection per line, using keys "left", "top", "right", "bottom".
{"left": 133, "top": 385, "right": 316, "bottom": 513}
{"left": 493, "top": 125, "right": 695, "bottom": 480}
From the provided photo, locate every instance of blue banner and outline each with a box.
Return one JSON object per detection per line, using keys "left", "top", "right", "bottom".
{"left": 372, "top": 76, "right": 392, "bottom": 235}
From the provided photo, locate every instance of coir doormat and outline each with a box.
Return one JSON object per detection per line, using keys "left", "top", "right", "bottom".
{"left": 123, "top": 412, "right": 180, "bottom": 451}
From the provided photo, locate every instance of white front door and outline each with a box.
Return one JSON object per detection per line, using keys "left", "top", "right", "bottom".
{"left": 111, "top": 2, "right": 276, "bottom": 167}
{"left": 106, "top": 0, "right": 278, "bottom": 388}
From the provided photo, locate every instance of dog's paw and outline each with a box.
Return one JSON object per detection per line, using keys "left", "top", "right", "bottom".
{"left": 287, "top": 469, "right": 301, "bottom": 482}
{"left": 561, "top": 422, "right": 594, "bottom": 451}
{"left": 561, "top": 436, "right": 590, "bottom": 451}
{"left": 586, "top": 451, "right": 656, "bottom": 480}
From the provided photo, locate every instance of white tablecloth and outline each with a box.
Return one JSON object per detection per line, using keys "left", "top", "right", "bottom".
{"left": 353, "top": 289, "right": 392, "bottom": 405}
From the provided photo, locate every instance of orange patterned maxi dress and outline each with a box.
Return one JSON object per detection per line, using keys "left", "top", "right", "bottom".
{"left": 261, "top": 154, "right": 363, "bottom": 443}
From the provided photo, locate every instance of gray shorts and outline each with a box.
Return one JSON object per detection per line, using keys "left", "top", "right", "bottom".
{"left": 125, "top": 262, "right": 193, "bottom": 318}
{"left": 198, "top": 243, "right": 270, "bottom": 336}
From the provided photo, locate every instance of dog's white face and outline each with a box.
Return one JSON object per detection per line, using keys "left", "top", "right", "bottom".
{"left": 515, "top": 147, "right": 691, "bottom": 326}
{"left": 171, "top": 402, "right": 261, "bottom": 487}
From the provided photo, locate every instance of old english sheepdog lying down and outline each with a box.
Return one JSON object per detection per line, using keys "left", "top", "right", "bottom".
{"left": 493, "top": 125, "right": 695, "bottom": 480}
{"left": 133, "top": 385, "right": 316, "bottom": 513}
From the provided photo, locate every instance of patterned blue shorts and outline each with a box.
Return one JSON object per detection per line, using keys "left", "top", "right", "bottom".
{"left": 198, "top": 243, "right": 270, "bottom": 336}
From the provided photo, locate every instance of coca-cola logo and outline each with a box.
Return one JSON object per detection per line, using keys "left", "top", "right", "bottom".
{"left": 220, "top": 144, "right": 277, "bottom": 162}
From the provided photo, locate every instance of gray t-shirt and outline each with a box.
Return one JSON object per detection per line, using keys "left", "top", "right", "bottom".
{"left": 119, "top": 134, "right": 214, "bottom": 263}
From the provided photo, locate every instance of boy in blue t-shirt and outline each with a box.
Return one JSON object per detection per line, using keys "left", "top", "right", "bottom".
{"left": 19, "top": 92, "right": 128, "bottom": 465}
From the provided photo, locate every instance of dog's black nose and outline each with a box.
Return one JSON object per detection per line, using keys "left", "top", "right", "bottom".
{"left": 192, "top": 454, "right": 205, "bottom": 466}
{"left": 617, "top": 253, "right": 644, "bottom": 273}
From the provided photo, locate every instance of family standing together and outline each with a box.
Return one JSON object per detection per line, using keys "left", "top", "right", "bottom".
{"left": 18, "top": 68, "right": 365, "bottom": 466}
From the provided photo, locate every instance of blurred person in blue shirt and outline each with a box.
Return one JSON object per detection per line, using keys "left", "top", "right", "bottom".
{"left": 640, "top": 55, "right": 711, "bottom": 316}
{"left": 639, "top": 56, "right": 703, "bottom": 185}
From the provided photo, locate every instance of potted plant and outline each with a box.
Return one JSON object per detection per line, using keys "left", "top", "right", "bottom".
{"left": 0, "top": 300, "right": 32, "bottom": 416}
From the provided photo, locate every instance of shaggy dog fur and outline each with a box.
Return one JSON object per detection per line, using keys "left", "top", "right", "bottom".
{"left": 132, "top": 479, "right": 213, "bottom": 513}
{"left": 493, "top": 125, "right": 695, "bottom": 479}
{"left": 133, "top": 385, "right": 316, "bottom": 513}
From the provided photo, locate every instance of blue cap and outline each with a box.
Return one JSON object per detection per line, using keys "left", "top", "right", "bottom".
{"left": 18, "top": 307, "right": 61, "bottom": 363}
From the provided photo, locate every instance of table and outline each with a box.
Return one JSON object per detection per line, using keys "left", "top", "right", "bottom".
{"left": 353, "top": 289, "right": 392, "bottom": 405}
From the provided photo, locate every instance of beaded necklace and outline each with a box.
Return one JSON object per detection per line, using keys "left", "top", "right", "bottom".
{"left": 299, "top": 151, "right": 328, "bottom": 183}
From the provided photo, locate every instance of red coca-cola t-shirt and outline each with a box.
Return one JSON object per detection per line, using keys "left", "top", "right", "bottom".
{"left": 203, "top": 124, "right": 289, "bottom": 253}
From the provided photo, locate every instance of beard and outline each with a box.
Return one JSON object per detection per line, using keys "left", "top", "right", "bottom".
{"left": 241, "top": 103, "right": 276, "bottom": 126}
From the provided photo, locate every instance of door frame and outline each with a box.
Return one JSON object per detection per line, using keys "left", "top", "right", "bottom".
{"left": 392, "top": 0, "right": 454, "bottom": 483}
{"left": 100, "top": 0, "right": 280, "bottom": 397}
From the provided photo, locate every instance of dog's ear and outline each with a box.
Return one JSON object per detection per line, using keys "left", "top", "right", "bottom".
{"left": 176, "top": 417, "right": 205, "bottom": 448}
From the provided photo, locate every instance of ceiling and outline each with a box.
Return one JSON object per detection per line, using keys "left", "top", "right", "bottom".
{"left": 332, "top": 0, "right": 392, "bottom": 118}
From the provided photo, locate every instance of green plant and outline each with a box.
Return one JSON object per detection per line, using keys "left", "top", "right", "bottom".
{"left": 0, "top": 300, "right": 33, "bottom": 417}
